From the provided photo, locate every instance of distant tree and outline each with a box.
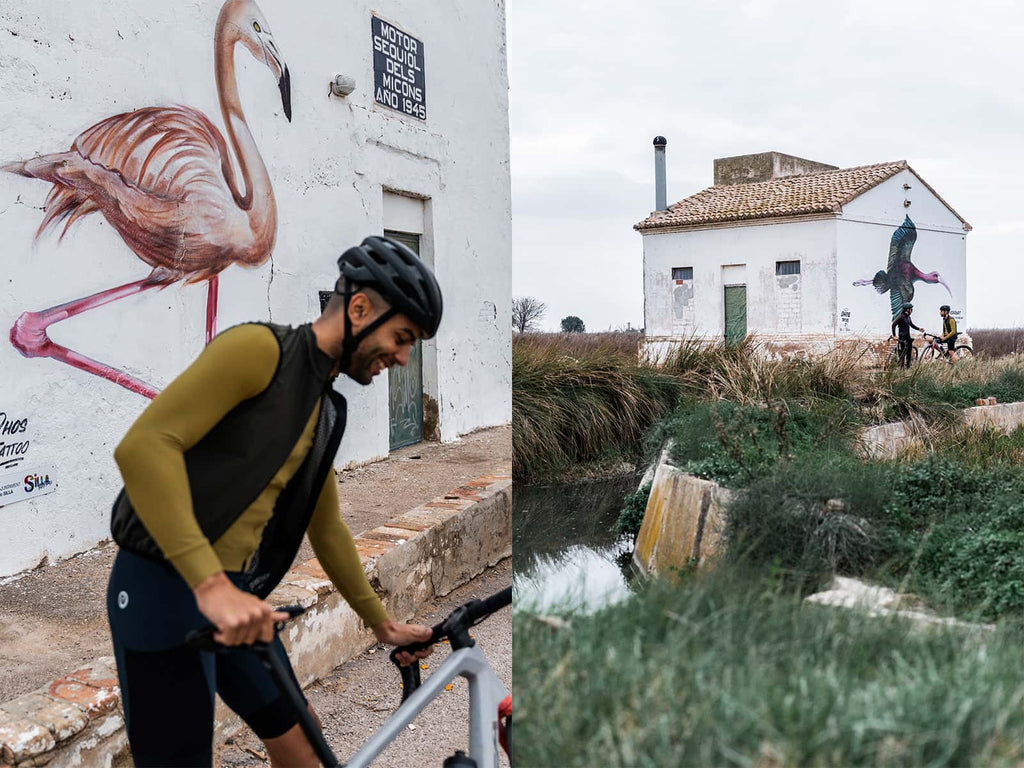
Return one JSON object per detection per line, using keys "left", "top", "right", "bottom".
{"left": 513, "top": 296, "right": 547, "bottom": 333}
{"left": 560, "top": 315, "right": 585, "bottom": 333}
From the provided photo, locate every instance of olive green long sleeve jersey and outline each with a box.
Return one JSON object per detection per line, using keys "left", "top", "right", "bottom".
{"left": 114, "top": 324, "right": 388, "bottom": 627}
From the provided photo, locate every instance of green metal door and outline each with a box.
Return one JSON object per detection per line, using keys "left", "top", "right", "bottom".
{"left": 724, "top": 285, "right": 747, "bottom": 345}
{"left": 385, "top": 230, "right": 425, "bottom": 450}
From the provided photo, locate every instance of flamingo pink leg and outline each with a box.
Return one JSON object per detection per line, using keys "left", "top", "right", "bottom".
{"left": 206, "top": 275, "right": 219, "bottom": 345}
{"left": 10, "top": 278, "right": 164, "bottom": 399}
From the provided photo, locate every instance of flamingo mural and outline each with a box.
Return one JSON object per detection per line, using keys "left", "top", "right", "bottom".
{"left": 1, "top": 0, "right": 290, "bottom": 399}
{"left": 853, "top": 215, "right": 951, "bottom": 320}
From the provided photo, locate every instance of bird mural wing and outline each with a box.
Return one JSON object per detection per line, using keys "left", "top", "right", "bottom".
{"left": 887, "top": 215, "right": 916, "bottom": 318}
{"left": 27, "top": 106, "right": 231, "bottom": 243}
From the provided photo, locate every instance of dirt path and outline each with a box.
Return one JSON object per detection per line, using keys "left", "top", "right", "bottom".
{"left": 0, "top": 426, "right": 510, "bottom": 703}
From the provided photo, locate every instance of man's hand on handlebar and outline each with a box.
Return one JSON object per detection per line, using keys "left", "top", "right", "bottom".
{"left": 193, "top": 572, "right": 290, "bottom": 646}
{"left": 373, "top": 620, "right": 434, "bottom": 666}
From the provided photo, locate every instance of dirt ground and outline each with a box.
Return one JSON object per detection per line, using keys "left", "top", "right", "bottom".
{"left": 0, "top": 426, "right": 510, "bottom": 704}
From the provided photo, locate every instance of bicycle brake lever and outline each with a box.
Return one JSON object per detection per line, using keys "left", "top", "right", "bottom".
{"left": 390, "top": 648, "right": 422, "bottom": 703}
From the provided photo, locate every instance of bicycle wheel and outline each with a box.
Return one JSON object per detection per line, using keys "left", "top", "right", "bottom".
{"left": 919, "top": 344, "right": 936, "bottom": 362}
{"left": 954, "top": 345, "right": 974, "bottom": 360}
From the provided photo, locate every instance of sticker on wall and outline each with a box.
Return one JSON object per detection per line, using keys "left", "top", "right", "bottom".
{"left": 840, "top": 308, "right": 851, "bottom": 333}
{"left": 1, "top": 0, "right": 290, "bottom": 399}
{"left": 852, "top": 216, "right": 951, "bottom": 320}
{"left": 0, "top": 465, "right": 57, "bottom": 508}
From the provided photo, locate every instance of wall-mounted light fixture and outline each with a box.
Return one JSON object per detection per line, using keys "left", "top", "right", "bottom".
{"left": 330, "top": 74, "right": 356, "bottom": 98}
{"left": 904, "top": 200, "right": 912, "bottom": 208}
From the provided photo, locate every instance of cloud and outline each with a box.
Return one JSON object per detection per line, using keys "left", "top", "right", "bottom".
{"left": 508, "top": 0, "right": 1024, "bottom": 329}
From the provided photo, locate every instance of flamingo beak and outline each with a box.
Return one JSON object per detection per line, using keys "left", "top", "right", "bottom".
{"left": 278, "top": 65, "right": 292, "bottom": 122}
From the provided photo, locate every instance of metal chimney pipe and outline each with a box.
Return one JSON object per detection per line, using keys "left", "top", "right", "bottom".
{"left": 653, "top": 136, "right": 668, "bottom": 211}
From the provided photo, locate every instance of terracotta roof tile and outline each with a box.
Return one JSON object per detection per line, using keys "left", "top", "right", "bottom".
{"left": 635, "top": 161, "right": 909, "bottom": 231}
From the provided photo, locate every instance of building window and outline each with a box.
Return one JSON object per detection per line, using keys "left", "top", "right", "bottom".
{"left": 672, "top": 267, "right": 693, "bottom": 282}
{"left": 776, "top": 260, "right": 801, "bottom": 276}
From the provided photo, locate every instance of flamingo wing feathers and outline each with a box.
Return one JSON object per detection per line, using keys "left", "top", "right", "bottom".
{"left": 35, "top": 106, "right": 232, "bottom": 242}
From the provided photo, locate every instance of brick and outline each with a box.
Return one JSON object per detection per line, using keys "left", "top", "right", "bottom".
{"left": 0, "top": 694, "right": 87, "bottom": 744}
{"left": 0, "top": 712, "right": 55, "bottom": 764}
{"left": 361, "top": 527, "right": 416, "bottom": 545}
{"left": 353, "top": 540, "right": 394, "bottom": 559}
{"left": 45, "top": 680, "right": 117, "bottom": 720}
{"left": 386, "top": 518, "right": 433, "bottom": 532}
{"left": 65, "top": 658, "right": 119, "bottom": 693}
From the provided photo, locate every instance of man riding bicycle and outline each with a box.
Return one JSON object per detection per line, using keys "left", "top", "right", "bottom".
{"left": 937, "top": 304, "right": 959, "bottom": 362}
{"left": 891, "top": 302, "right": 924, "bottom": 368}
{"left": 107, "top": 236, "right": 442, "bottom": 767}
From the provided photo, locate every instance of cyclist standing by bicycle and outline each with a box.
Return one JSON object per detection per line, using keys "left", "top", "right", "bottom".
{"left": 891, "top": 303, "right": 924, "bottom": 368}
{"left": 938, "top": 304, "right": 959, "bottom": 362}
{"left": 107, "top": 236, "right": 441, "bottom": 767}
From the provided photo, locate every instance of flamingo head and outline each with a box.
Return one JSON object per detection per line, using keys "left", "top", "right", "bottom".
{"left": 225, "top": 0, "right": 292, "bottom": 121}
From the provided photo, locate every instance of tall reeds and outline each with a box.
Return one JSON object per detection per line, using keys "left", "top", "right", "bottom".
{"left": 512, "top": 333, "right": 678, "bottom": 480}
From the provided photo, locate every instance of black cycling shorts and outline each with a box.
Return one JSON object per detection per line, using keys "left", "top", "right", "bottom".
{"left": 107, "top": 549, "right": 304, "bottom": 767}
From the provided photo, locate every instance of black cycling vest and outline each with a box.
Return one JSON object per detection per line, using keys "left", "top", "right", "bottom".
{"left": 109, "top": 323, "right": 348, "bottom": 598}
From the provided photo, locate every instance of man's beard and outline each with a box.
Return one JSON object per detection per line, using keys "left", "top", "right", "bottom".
{"left": 347, "top": 344, "right": 384, "bottom": 385}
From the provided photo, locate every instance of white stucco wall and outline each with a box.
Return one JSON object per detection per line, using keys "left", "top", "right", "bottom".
{"left": 837, "top": 170, "right": 968, "bottom": 337}
{"left": 642, "top": 218, "right": 838, "bottom": 340}
{"left": 0, "top": 0, "right": 511, "bottom": 576}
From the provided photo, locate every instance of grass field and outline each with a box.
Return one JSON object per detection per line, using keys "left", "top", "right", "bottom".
{"left": 514, "top": 570, "right": 1024, "bottom": 768}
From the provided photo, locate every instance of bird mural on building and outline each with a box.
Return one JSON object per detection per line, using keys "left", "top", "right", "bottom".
{"left": 1, "top": 0, "right": 290, "bottom": 399}
{"left": 853, "top": 215, "right": 951, "bottom": 319}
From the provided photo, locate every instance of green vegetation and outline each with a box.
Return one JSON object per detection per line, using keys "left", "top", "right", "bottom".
{"left": 613, "top": 482, "right": 651, "bottom": 537}
{"left": 514, "top": 333, "right": 1024, "bottom": 766}
{"left": 513, "top": 332, "right": 1024, "bottom": 481}
{"left": 514, "top": 570, "right": 1024, "bottom": 768}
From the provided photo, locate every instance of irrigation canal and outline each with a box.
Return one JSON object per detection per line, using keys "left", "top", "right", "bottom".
{"left": 513, "top": 474, "right": 641, "bottom": 612}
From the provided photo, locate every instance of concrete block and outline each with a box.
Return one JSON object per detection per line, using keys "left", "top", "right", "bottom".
{"left": 267, "top": 583, "right": 318, "bottom": 610}
{"left": 0, "top": 713, "right": 55, "bottom": 765}
{"left": 633, "top": 461, "right": 731, "bottom": 578}
{"left": 0, "top": 695, "right": 87, "bottom": 744}
{"left": 45, "top": 712, "right": 126, "bottom": 768}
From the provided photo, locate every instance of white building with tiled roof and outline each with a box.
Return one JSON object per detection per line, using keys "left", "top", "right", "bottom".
{"left": 636, "top": 150, "right": 970, "bottom": 355}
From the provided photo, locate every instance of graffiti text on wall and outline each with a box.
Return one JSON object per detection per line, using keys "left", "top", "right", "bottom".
{"left": 0, "top": 412, "right": 31, "bottom": 471}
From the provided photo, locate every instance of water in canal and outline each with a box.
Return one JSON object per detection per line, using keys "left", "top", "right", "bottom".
{"left": 513, "top": 473, "right": 642, "bottom": 612}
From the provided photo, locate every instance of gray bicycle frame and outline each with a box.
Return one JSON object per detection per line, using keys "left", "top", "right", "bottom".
{"left": 344, "top": 644, "right": 508, "bottom": 768}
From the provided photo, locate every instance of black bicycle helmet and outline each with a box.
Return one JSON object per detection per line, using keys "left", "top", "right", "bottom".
{"left": 903, "top": 303, "right": 914, "bottom": 310}
{"left": 940, "top": 304, "right": 951, "bottom": 312}
{"left": 332, "top": 236, "right": 443, "bottom": 375}
{"left": 337, "top": 236, "right": 443, "bottom": 338}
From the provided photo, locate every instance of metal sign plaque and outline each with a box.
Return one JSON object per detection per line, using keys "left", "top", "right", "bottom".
{"left": 372, "top": 15, "right": 426, "bottom": 120}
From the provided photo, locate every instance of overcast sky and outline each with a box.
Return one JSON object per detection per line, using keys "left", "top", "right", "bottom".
{"left": 507, "top": 0, "right": 1024, "bottom": 332}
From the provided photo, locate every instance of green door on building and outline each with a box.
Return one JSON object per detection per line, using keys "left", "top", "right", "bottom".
{"left": 385, "top": 230, "right": 424, "bottom": 450}
{"left": 724, "top": 285, "right": 747, "bottom": 345}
